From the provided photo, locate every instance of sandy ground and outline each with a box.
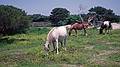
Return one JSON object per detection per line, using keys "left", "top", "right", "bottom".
{"left": 112, "top": 23, "right": 120, "bottom": 30}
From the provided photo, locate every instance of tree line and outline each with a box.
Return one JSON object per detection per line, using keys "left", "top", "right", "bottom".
{"left": 0, "top": 5, "right": 120, "bottom": 35}
{"left": 30, "top": 6, "right": 120, "bottom": 26}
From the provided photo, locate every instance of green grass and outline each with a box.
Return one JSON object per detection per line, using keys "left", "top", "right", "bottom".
{"left": 0, "top": 27, "right": 120, "bottom": 67}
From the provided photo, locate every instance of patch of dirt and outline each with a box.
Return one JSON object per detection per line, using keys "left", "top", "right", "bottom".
{"left": 96, "top": 50, "right": 119, "bottom": 56}
{"left": 95, "top": 60, "right": 107, "bottom": 65}
{"left": 60, "top": 64, "right": 83, "bottom": 67}
{"left": 94, "top": 60, "right": 120, "bottom": 66}
{"left": 84, "top": 45, "right": 94, "bottom": 50}
{"left": 90, "top": 50, "right": 120, "bottom": 65}
{"left": 95, "top": 40, "right": 119, "bottom": 47}
{"left": 95, "top": 40, "right": 107, "bottom": 44}
{"left": 112, "top": 23, "right": 120, "bottom": 30}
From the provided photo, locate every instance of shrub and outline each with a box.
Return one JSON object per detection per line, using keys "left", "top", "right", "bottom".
{"left": 0, "top": 5, "right": 31, "bottom": 35}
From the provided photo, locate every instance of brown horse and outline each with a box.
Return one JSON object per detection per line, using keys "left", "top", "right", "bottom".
{"left": 68, "top": 21, "right": 92, "bottom": 36}
{"left": 68, "top": 15, "right": 95, "bottom": 36}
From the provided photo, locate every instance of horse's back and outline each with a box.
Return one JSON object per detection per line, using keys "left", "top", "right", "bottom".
{"left": 72, "top": 22, "right": 89, "bottom": 29}
{"left": 104, "top": 21, "right": 110, "bottom": 26}
{"left": 56, "top": 26, "right": 67, "bottom": 36}
{"left": 72, "top": 23, "right": 83, "bottom": 29}
{"left": 52, "top": 26, "right": 67, "bottom": 38}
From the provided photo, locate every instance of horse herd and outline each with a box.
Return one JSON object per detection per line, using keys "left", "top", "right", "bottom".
{"left": 44, "top": 20, "right": 112, "bottom": 55}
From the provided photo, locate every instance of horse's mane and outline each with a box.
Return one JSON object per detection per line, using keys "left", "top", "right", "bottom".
{"left": 47, "top": 27, "right": 56, "bottom": 41}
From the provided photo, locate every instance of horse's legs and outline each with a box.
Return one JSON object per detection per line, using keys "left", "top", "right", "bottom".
{"left": 109, "top": 28, "right": 111, "bottom": 34}
{"left": 107, "top": 29, "right": 109, "bottom": 34}
{"left": 99, "top": 28, "right": 103, "bottom": 34}
{"left": 52, "top": 42, "right": 56, "bottom": 50}
{"left": 83, "top": 28, "right": 87, "bottom": 36}
{"left": 63, "top": 36, "right": 67, "bottom": 51}
{"left": 60, "top": 41, "right": 63, "bottom": 47}
{"left": 108, "top": 29, "right": 110, "bottom": 34}
{"left": 74, "top": 29, "right": 77, "bottom": 35}
{"left": 56, "top": 39, "right": 59, "bottom": 54}
{"left": 69, "top": 29, "right": 72, "bottom": 36}
{"left": 107, "top": 27, "right": 111, "bottom": 34}
{"left": 48, "top": 44, "right": 50, "bottom": 49}
{"left": 105, "top": 28, "right": 107, "bottom": 34}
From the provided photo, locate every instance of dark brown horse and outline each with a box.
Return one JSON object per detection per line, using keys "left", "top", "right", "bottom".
{"left": 68, "top": 21, "right": 92, "bottom": 36}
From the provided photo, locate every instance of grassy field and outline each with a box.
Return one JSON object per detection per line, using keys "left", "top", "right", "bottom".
{"left": 0, "top": 27, "right": 120, "bottom": 67}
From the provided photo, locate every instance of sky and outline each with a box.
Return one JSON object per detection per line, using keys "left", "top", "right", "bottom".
{"left": 0, "top": 0, "right": 120, "bottom": 16}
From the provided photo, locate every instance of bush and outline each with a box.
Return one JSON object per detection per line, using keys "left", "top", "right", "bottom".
{"left": 0, "top": 5, "right": 31, "bottom": 35}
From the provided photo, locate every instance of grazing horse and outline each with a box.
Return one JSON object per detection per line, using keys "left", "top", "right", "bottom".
{"left": 44, "top": 26, "right": 68, "bottom": 54}
{"left": 69, "top": 17, "right": 94, "bottom": 35}
{"left": 68, "top": 16, "right": 95, "bottom": 36}
{"left": 99, "top": 21, "right": 112, "bottom": 34}
{"left": 68, "top": 21, "right": 92, "bottom": 36}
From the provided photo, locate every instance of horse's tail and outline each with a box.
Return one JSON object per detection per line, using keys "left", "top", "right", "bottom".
{"left": 48, "top": 27, "right": 56, "bottom": 35}
{"left": 47, "top": 27, "right": 56, "bottom": 40}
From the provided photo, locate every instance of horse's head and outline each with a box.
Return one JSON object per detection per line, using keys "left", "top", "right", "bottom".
{"left": 44, "top": 41, "right": 49, "bottom": 51}
{"left": 87, "top": 15, "right": 96, "bottom": 26}
{"left": 88, "top": 22, "right": 93, "bottom": 26}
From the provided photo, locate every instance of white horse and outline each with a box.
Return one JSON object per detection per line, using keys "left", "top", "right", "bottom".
{"left": 44, "top": 26, "right": 68, "bottom": 54}
{"left": 99, "top": 21, "right": 112, "bottom": 34}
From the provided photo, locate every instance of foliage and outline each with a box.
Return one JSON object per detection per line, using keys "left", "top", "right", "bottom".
{"left": 29, "top": 14, "right": 49, "bottom": 22}
{"left": 57, "top": 15, "right": 81, "bottom": 25}
{"left": 50, "top": 8, "right": 70, "bottom": 26}
{"left": 88, "top": 6, "right": 120, "bottom": 22}
{"left": 65, "top": 15, "right": 81, "bottom": 24}
{"left": 63, "top": 14, "right": 90, "bottom": 25}
{"left": 55, "top": 14, "right": 87, "bottom": 26}
{"left": 0, "top": 5, "right": 31, "bottom": 35}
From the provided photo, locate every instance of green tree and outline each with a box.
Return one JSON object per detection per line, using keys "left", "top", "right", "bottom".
{"left": 0, "top": 5, "right": 31, "bottom": 35}
{"left": 50, "top": 8, "right": 70, "bottom": 26}
{"left": 88, "top": 6, "right": 120, "bottom": 22}
{"left": 30, "top": 14, "right": 49, "bottom": 22}
{"left": 65, "top": 15, "right": 81, "bottom": 24}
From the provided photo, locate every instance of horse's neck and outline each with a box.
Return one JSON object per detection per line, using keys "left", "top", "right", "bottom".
{"left": 88, "top": 16, "right": 95, "bottom": 23}
{"left": 81, "top": 22, "right": 87, "bottom": 25}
